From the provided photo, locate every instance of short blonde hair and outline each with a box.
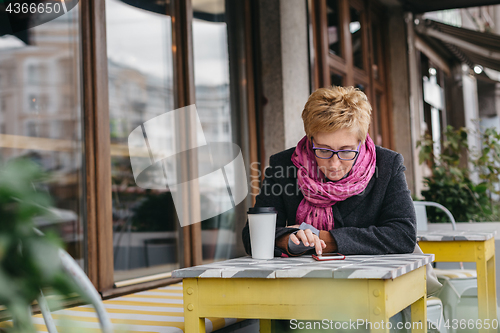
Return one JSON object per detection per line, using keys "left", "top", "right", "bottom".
{"left": 302, "top": 86, "right": 372, "bottom": 143}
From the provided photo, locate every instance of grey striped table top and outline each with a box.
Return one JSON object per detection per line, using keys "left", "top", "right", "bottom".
{"left": 417, "top": 230, "right": 496, "bottom": 241}
{"left": 172, "top": 254, "right": 434, "bottom": 280}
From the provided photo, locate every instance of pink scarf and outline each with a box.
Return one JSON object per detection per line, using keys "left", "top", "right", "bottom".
{"left": 291, "top": 134, "right": 376, "bottom": 230}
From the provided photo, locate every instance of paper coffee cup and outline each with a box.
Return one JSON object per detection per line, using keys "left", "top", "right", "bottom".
{"left": 247, "top": 207, "right": 277, "bottom": 259}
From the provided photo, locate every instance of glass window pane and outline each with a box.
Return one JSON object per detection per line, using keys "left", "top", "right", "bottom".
{"left": 331, "top": 72, "right": 343, "bottom": 87}
{"left": 192, "top": 0, "right": 248, "bottom": 263}
{"left": 350, "top": 7, "right": 364, "bottom": 70}
{"left": 326, "top": 0, "right": 341, "bottom": 57}
{"left": 0, "top": 9, "right": 86, "bottom": 269}
{"left": 371, "top": 23, "right": 380, "bottom": 80}
{"left": 375, "top": 92, "right": 383, "bottom": 146}
{"left": 105, "top": 0, "right": 180, "bottom": 281}
{"left": 355, "top": 83, "right": 365, "bottom": 92}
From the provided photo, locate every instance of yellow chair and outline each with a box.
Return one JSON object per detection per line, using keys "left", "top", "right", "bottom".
{"left": 414, "top": 201, "right": 479, "bottom": 333}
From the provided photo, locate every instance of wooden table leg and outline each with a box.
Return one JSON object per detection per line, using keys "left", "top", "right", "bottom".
{"left": 487, "top": 254, "right": 497, "bottom": 333}
{"left": 184, "top": 278, "right": 205, "bottom": 333}
{"left": 368, "top": 281, "right": 390, "bottom": 333}
{"left": 477, "top": 251, "right": 491, "bottom": 333}
{"left": 476, "top": 246, "right": 499, "bottom": 333}
{"left": 484, "top": 255, "right": 498, "bottom": 332}
{"left": 259, "top": 319, "right": 272, "bottom": 333}
{"left": 411, "top": 296, "right": 427, "bottom": 333}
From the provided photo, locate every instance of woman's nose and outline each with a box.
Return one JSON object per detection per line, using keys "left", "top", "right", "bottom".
{"left": 329, "top": 154, "right": 342, "bottom": 167}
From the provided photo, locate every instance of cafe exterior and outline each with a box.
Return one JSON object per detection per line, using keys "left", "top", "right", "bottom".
{"left": 1, "top": 0, "right": 500, "bottom": 321}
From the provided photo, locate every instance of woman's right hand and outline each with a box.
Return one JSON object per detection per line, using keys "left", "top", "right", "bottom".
{"left": 289, "top": 228, "right": 326, "bottom": 255}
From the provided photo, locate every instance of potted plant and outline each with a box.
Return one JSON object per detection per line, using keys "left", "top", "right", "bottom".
{"left": 417, "top": 125, "right": 500, "bottom": 222}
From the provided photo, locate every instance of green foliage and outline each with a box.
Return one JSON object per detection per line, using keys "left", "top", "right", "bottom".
{"left": 417, "top": 125, "right": 500, "bottom": 222}
{"left": 0, "top": 159, "right": 78, "bottom": 332}
{"left": 474, "top": 127, "right": 500, "bottom": 197}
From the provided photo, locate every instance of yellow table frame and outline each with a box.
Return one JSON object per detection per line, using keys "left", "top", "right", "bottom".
{"left": 419, "top": 238, "right": 497, "bottom": 333}
{"left": 183, "top": 266, "right": 427, "bottom": 333}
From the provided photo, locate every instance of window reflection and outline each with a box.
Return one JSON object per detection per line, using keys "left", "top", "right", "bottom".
{"left": 193, "top": 0, "right": 245, "bottom": 263}
{"left": 331, "top": 72, "right": 343, "bottom": 87}
{"left": 371, "top": 23, "right": 380, "bottom": 80}
{"left": 326, "top": 0, "right": 341, "bottom": 56}
{"left": 350, "top": 7, "right": 364, "bottom": 69}
{"left": 0, "top": 9, "right": 85, "bottom": 269}
{"left": 375, "top": 92, "right": 383, "bottom": 146}
{"left": 355, "top": 83, "right": 365, "bottom": 92}
{"left": 106, "top": 0, "right": 179, "bottom": 281}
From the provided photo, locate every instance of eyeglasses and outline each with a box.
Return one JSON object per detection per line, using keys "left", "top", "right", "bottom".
{"left": 312, "top": 141, "right": 361, "bottom": 160}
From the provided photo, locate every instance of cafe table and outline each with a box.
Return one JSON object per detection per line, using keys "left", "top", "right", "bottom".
{"left": 172, "top": 253, "right": 434, "bottom": 333}
{"left": 417, "top": 230, "right": 497, "bottom": 333}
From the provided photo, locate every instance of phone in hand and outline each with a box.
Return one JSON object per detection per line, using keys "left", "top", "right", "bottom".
{"left": 312, "top": 252, "right": 345, "bottom": 261}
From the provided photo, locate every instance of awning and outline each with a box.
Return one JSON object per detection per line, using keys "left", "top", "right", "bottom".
{"left": 118, "top": 0, "right": 225, "bottom": 22}
{"left": 416, "top": 19, "right": 500, "bottom": 73}
{"left": 400, "top": 0, "right": 500, "bottom": 13}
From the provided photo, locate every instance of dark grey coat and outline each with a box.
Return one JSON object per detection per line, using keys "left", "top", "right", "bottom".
{"left": 242, "top": 146, "right": 417, "bottom": 256}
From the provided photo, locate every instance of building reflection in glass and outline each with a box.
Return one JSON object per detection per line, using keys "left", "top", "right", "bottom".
{"left": 106, "top": 0, "right": 180, "bottom": 282}
{"left": 0, "top": 9, "right": 86, "bottom": 269}
{"left": 192, "top": 0, "right": 237, "bottom": 263}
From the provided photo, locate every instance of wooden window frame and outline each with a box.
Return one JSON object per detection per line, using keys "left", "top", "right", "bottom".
{"left": 81, "top": 0, "right": 259, "bottom": 297}
{"left": 309, "top": 0, "right": 394, "bottom": 150}
{"left": 80, "top": 0, "right": 114, "bottom": 293}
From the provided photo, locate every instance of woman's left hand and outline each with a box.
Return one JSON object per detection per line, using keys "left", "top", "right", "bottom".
{"left": 290, "top": 228, "right": 326, "bottom": 255}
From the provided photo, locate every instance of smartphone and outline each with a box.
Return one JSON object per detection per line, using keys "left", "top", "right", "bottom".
{"left": 312, "top": 253, "right": 345, "bottom": 261}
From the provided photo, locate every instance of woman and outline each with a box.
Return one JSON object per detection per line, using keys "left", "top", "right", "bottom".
{"left": 242, "top": 86, "right": 416, "bottom": 257}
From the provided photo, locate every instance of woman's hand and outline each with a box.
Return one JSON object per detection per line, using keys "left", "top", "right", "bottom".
{"left": 289, "top": 228, "right": 326, "bottom": 255}
{"left": 287, "top": 224, "right": 300, "bottom": 228}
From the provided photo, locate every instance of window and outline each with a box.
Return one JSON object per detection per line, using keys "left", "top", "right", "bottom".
{"left": 310, "top": 0, "right": 393, "bottom": 149}
{"left": 371, "top": 22, "right": 382, "bottom": 81}
{"left": 101, "top": 0, "right": 255, "bottom": 291}
{"left": 27, "top": 63, "right": 48, "bottom": 84}
{"left": 2, "top": 0, "right": 257, "bottom": 295}
{"left": 28, "top": 94, "right": 38, "bottom": 112}
{"left": 349, "top": 6, "right": 364, "bottom": 69}
{"left": 105, "top": 0, "right": 178, "bottom": 282}
{"left": 0, "top": 8, "right": 86, "bottom": 271}
{"left": 39, "top": 94, "right": 50, "bottom": 112}
{"left": 331, "top": 72, "right": 344, "bottom": 86}
{"left": 27, "top": 64, "right": 38, "bottom": 84}
{"left": 327, "top": 0, "right": 342, "bottom": 57}
{"left": 192, "top": 0, "right": 236, "bottom": 261}
{"left": 25, "top": 120, "right": 38, "bottom": 137}
{"left": 421, "top": 55, "right": 446, "bottom": 158}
